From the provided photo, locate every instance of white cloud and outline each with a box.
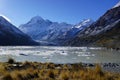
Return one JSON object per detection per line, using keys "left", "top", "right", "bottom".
{"left": 0, "top": 14, "right": 11, "bottom": 22}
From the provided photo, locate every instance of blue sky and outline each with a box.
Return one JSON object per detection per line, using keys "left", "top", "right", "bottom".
{"left": 0, "top": 0, "right": 119, "bottom": 26}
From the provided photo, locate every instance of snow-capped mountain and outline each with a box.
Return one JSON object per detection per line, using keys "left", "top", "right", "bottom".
{"left": 66, "top": 2, "right": 120, "bottom": 48}
{"left": 61, "top": 19, "right": 93, "bottom": 39}
{"left": 19, "top": 16, "right": 52, "bottom": 39}
{"left": 19, "top": 16, "right": 73, "bottom": 41}
{"left": 0, "top": 16, "right": 39, "bottom": 45}
{"left": 77, "top": 4, "right": 120, "bottom": 37}
{"left": 113, "top": 1, "right": 120, "bottom": 8}
{"left": 41, "top": 22, "right": 73, "bottom": 40}
{"left": 74, "top": 19, "right": 93, "bottom": 29}
{"left": 19, "top": 16, "right": 94, "bottom": 45}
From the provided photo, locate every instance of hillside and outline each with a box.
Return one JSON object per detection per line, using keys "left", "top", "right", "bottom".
{"left": 65, "top": 4, "right": 120, "bottom": 48}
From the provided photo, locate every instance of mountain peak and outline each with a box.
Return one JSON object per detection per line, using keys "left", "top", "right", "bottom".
{"left": 0, "top": 15, "right": 11, "bottom": 23}
{"left": 113, "top": 1, "right": 120, "bottom": 8}
{"left": 0, "top": 16, "right": 5, "bottom": 19}
{"left": 0, "top": 16, "right": 8, "bottom": 22}
{"left": 31, "top": 16, "right": 44, "bottom": 21}
{"left": 0, "top": 16, "right": 13, "bottom": 27}
{"left": 0, "top": 15, "right": 39, "bottom": 45}
{"left": 26, "top": 16, "right": 45, "bottom": 25}
{"left": 74, "top": 19, "right": 93, "bottom": 28}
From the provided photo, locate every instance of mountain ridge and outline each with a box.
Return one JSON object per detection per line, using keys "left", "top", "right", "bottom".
{"left": 0, "top": 16, "right": 39, "bottom": 46}
{"left": 65, "top": 4, "right": 120, "bottom": 48}
{"left": 19, "top": 17, "right": 93, "bottom": 45}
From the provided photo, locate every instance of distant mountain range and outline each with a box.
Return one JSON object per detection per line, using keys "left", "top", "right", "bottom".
{"left": 19, "top": 17, "right": 93, "bottom": 45}
{"left": 0, "top": 1, "right": 119, "bottom": 48}
{"left": 19, "top": 16, "right": 73, "bottom": 41}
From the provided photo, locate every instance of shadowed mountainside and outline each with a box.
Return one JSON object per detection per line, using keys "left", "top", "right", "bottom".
{"left": 65, "top": 5, "right": 120, "bottom": 48}
{"left": 0, "top": 16, "right": 39, "bottom": 46}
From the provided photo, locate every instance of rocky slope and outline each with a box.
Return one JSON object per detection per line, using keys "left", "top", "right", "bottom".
{"left": 58, "top": 19, "right": 93, "bottom": 40}
{"left": 0, "top": 16, "right": 39, "bottom": 46}
{"left": 66, "top": 3, "right": 120, "bottom": 48}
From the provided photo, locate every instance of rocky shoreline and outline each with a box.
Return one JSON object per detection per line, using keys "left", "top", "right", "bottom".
{"left": 82, "top": 63, "right": 120, "bottom": 73}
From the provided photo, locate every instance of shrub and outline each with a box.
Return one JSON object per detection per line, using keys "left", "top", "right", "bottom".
{"left": 7, "top": 58, "right": 15, "bottom": 64}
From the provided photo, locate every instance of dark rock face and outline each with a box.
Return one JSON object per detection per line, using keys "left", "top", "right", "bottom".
{"left": 0, "top": 16, "right": 39, "bottom": 46}
{"left": 95, "top": 21, "right": 120, "bottom": 48}
{"left": 66, "top": 6, "right": 120, "bottom": 48}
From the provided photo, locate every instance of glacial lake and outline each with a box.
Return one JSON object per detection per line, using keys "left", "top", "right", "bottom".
{"left": 0, "top": 46, "right": 120, "bottom": 63}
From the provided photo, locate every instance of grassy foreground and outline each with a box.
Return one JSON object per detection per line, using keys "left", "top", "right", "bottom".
{"left": 0, "top": 59, "right": 120, "bottom": 80}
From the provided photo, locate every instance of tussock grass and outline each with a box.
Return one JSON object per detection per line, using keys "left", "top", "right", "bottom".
{"left": 0, "top": 59, "right": 120, "bottom": 80}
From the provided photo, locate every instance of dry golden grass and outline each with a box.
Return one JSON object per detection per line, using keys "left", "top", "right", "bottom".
{"left": 0, "top": 60, "right": 120, "bottom": 80}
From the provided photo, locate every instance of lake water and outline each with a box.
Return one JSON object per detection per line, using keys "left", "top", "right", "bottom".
{"left": 0, "top": 46, "right": 120, "bottom": 63}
